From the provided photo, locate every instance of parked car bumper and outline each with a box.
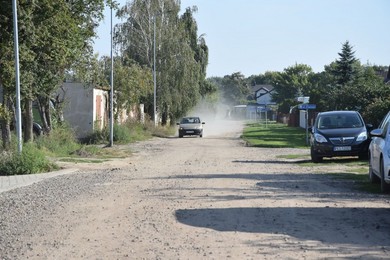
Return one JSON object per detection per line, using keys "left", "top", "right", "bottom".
{"left": 312, "top": 141, "right": 369, "bottom": 158}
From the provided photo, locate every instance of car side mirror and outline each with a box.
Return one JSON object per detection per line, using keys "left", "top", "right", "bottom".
{"left": 366, "top": 123, "right": 373, "bottom": 130}
{"left": 370, "top": 128, "right": 384, "bottom": 137}
{"left": 202, "top": 122, "right": 205, "bottom": 124}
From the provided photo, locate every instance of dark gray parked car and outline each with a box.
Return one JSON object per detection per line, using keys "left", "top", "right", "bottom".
{"left": 309, "top": 111, "right": 372, "bottom": 163}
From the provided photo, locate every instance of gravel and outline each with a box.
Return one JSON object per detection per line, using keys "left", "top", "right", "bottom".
{"left": 0, "top": 170, "right": 116, "bottom": 260}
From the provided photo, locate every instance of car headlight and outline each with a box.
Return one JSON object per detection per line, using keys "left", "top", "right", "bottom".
{"left": 356, "top": 131, "right": 368, "bottom": 142}
{"left": 314, "top": 133, "right": 327, "bottom": 143}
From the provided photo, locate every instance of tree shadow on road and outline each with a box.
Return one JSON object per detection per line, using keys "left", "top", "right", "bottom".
{"left": 175, "top": 206, "right": 390, "bottom": 247}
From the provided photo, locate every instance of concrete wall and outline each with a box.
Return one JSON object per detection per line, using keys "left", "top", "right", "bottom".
{"left": 61, "top": 83, "right": 108, "bottom": 138}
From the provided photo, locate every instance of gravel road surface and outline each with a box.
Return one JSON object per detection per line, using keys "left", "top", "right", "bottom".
{"left": 1, "top": 120, "right": 390, "bottom": 259}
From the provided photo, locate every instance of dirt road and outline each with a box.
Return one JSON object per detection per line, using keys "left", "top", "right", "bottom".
{"left": 2, "top": 120, "right": 390, "bottom": 259}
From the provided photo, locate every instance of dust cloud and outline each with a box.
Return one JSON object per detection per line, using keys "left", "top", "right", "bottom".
{"left": 186, "top": 99, "right": 245, "bottom": 138}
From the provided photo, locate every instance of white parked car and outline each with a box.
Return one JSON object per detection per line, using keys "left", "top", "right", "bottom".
{"left": 368, "top": 111, "right": 390, "bottom": 193}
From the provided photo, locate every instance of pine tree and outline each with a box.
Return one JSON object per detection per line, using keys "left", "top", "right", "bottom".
{"left": 333, "top": 41, "right": 359, "bottom": 85}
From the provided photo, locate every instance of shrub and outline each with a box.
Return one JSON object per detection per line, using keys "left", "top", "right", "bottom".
{"left": 363, "top": 97, "right": 390, "bottom": 127}
{"left": 0, "top": 143, "right": 58, "bottom": 175}
{"left": 35, "top": 125, "right": 80, "bottom": 156}
{"left": 83, "top": 120, "right": 158, "bottom": 144}
{"left": 143, "top": 120, "right": 176, "bottom": 138}
{"left": 113, "top": 123, "right": 132, "bottom": 143}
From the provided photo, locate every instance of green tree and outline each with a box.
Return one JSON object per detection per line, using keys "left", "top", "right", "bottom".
{"left": 246, "top": 73, "right": 273, "bottom": 86}
{"left": 360, "top": 66, "right": 390, "bottom": 124}
{"left": 306, "top": 70, "right": 334, "bottom": 112}
{"left": 271, "top": 64, "right": 313, "bottom": 113}
{"left": 323, "top": 42, "right": 388, "bottom": 113}
{"left": 116, "top": 0, "right": 211, "bottom": 125}
{"left": 180, "top": 7, "right": 213, "bottom": 98}
{"left": 112, "top": 57, "right": 153, "bottom": 119}
{"left": 332, "top": 41, "right": 361, "bottom": 86}
{"left": 218, "top": 72, "right": 250, "bottom": 106}
{"left": 364, "top": 97, "right": 390, "bottom": 127}
{"left": 0, "top": 0, "right": 106, "bottom": 145}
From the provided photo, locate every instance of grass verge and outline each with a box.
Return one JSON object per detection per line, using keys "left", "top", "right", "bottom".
{"left": 242, "top": 122, "right": 307, "bottom": 148}
{"left": 241, "top": 122, "right": 379, "bottom": 193}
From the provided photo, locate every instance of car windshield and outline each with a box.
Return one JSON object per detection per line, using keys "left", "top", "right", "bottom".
{"left": 180, "top": 117, "right": 200, "bottom": 124}
{"left": 317, "top": 114, "right": 363, "bottom": 129}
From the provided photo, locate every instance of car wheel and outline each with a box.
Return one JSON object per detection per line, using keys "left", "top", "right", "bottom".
{"left": 179, "top": 134, "right": 183, "bottom": 138}
{"left": 310, "top": 147, "right": 323, "bottom": 163}
{"left": 380, "top": 157, "right": 390, "bottom": 193}
{"left": 369, "top": 152, "right": 380, "bottom": 183}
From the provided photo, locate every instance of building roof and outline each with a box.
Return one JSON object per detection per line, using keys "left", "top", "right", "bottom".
{"left": 251, "top": 84, "right": 274, "bottom": 94}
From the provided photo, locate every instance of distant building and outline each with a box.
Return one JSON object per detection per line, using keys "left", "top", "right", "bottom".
{"left": 251, "top": 84, "right": 276, "bottom": 106}
{"left": 232, "top": 84, "right": 277, "bottom": 121}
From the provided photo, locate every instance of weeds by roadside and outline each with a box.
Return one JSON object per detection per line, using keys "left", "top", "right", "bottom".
{"left": 0, "top": 120, "right": 176, "bottom": 175}
{"left": 0, "top": 143, "right": 58, "bottom": 175}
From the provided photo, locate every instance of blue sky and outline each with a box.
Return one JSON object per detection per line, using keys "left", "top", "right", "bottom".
{"left": 94, "top": 0, "right": 390, "bottom": 77}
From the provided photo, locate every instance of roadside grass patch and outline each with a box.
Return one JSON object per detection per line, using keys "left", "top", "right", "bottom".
{"left": 35, "top": 125, "right": 80, "bottom": 157}
{"left": 0, "top": 118, "right": 174, "bottom": 175}
{"left": 243, "top": 123, "right": 307, "bottom": 148}
{"left": 84, "top": 123, "right": 150, "bottom": 144}
{"left": 0, "top": 143, "right": 58, "bottom": 176}
{"left": 277, "top": 154, "right": 310, "bottom": 160}
{"left": 297, "top": 157, "right": 368, "bottom": 167}
{"left": 57, "top": 158, "right": 109, "bottom": 164}
{"left": 345, "top": 167, "right": 368, "bottom": 174}
{"left": 145, "top": 122, "right": 176, "bottom": 137}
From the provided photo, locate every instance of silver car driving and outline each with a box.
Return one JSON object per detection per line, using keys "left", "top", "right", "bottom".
{"left": 177, "top": 117, "right": 205, "bottom": 138}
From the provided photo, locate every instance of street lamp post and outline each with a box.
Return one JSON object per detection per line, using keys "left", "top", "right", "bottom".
{"left": 109, "top": 4, "right": 114, "bottom": 146}
{"left": 12, "top": 0, "right": 22, "bottom": 154}
{"left": 153, "top": 15, "right": 157, "bottom": 127}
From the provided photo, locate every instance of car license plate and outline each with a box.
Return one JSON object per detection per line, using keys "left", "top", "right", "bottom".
{"left": 334, "top": 146, "right": 351, "bottom": 151}
{"left": 186, "top": 131, "right": 194, "bottom": 133}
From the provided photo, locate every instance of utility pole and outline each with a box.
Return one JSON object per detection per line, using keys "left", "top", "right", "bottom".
{"left": 153, "top": 15, "right": 157, "bottom": 127}
{"left": 12, "top": 0, "right": 22, "bottom": 154}
{"left": 109, "top": 3, "right": 114, "bottom": 147}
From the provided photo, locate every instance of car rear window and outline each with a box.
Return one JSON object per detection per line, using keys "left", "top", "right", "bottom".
{"left": 317, "top": 114, "right": 363, "bottom": 129}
